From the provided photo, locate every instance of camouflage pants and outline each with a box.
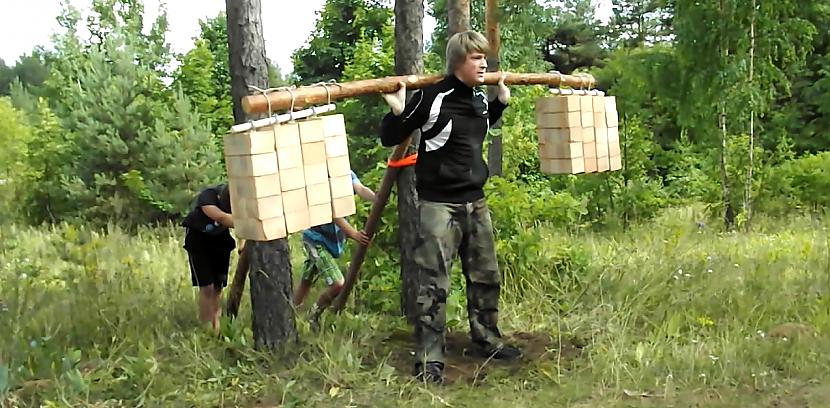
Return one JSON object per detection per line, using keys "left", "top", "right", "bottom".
{"left": 413, "top": 198, "right": 504, "bottom": 365}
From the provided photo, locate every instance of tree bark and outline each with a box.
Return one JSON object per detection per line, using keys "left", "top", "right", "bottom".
{"left": 246, "top": 240, "right": 296, "bottom": 349}
{"left": 448, "top": 0, "right": 471, "bottom": 36}
{"left": 485, "top": 0, "right": 502, "bottom": 177}
{"left": 226, "top": 0, "right": 296, "bottom": 348}
{"left": 242, "top": 72, "right": 596, "bottom": 114}
{"left": 394, "top": 0, "right": 424, "bottom": 324}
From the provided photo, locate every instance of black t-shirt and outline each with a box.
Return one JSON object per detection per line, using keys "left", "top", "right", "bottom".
{"left": 182, "top": 184, "right": 235, "bottom": 252}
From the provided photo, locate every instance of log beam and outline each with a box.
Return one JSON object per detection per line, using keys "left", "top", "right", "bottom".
{"left": 242, "top": 72, "right": 596, "bottom": 114}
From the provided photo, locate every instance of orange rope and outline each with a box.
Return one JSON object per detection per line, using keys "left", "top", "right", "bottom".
{"left": 387, "top": 153, "right": 418, "bottom": 168}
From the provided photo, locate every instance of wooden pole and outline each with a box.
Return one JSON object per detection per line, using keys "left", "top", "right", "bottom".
{"left": 331, "top": 140, "right": 410, "bottom": 312}
{"left": 485, "top": 0, "right": 503, "bottom": 177}
{"left": 242, "top": 72, "right": 596, "bottom": 114}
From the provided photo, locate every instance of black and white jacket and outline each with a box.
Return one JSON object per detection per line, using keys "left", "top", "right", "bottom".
{"left": 379, "top": 74, "right": 508, "bottom": 204}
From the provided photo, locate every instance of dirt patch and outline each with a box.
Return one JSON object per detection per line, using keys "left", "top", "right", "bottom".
{"left": 373, "top": 329, "right": 583, "bottom": 385}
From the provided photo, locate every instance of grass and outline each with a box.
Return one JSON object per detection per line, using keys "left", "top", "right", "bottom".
{"left": 2, "top": 206, "right": 830, "bottom": 407}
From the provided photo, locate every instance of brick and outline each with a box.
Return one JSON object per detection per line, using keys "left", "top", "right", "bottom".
{"left": 229, "top": 174, "right": 281, "bottom": 198}
{"left": 279, "top": 167, "right": 305, "bottom": 191}
{"left": 223, "top": 129, "right": 275, "bottom": 156}
{"left": 226, "top": 152, "right": 278, "bottom": 177}
{"left": 321, "top": 114, "right": 347, "bottom": 137}
{"left": 540, "top": 158, "right": 585, "bottom": 174}
{"left": 273, "top": 122, "right": 301, "bottom": 148}
{"left": 277, "top": 144, "right": 303, "bottom": 169}
{"left": 233, "top": 194, "right": 282, "bottom": 220}
{"left": 235, "top": 217, "right": 286, "bottom": 241}
{"left": 583, "top": 141, "right": 597, "bottom": 158}
{"left": 324, "top": 135, "right": 349, "bottom": 158}
{"left": 285, "top": 209, "right": 311, "bottom": 233}
{"left": 538, "top": 127, "right": 582, "bottom": 143}
{"left": 535, "top": 95, "right": 581, "bottom": 113}
{"left": 304, "top": 163, "right": 329, "bottom": 185}
{"left": 608, "top": 127, "right": 621, "bottom": 156}
{"left": 301, "top": 141, "right": 327, "bottom": 165}
{"left": 539, "top": 141, "right": 583, "bottom": 159}
{"left": 327, "top": 155, "right": 351, "bottom": 177}
{"left": 610, "top": 155, "right": 622, "bottom": 171}
{"left": 583, "top": 156, "right": 598, "bottom": 173}
{"left": 306, "top": 182, "right": 331, "bottom": 206}
{"left": 595, "top": 127, "right": 609, "bottom": 157}
{"left": 597, "top": 155, "right": 611, "bottom": 172}
{"left": 309, "top": 203, "right": 333, "bottom": 227}
{"left": 332, "top": 196, "right": 356, "bottom": 218}
{"left": 298, "top": 117, "right": 325, "bottom": 143}
{"left": 330, "top": 175, "right": 354, "bottom": 198}
{"left": 281, "top": 188, "right": 308, "bottom": 213}
{"left": 536, "top": 111, "right": 582, "bottom": 129}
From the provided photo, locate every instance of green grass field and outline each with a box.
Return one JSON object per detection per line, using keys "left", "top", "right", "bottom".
{"left": 2, "top": 207, "right": 830, "bottom": 407}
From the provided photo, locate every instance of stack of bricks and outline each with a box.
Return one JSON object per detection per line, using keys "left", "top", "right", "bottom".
{"left": 535, "top": 94, "right": 622, "bottom": 174}
{"left": 223, "top": 114, "right": 356, "bottom": 241}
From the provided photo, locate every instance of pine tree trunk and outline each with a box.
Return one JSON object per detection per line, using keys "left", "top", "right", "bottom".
{"left": 719, "top": 106, "right": 735, "bottom": 231}
{"left": 718, "top": 2, "right": 735, "bottom": 232}
{"left": 744, "top": 0, "right": 756, "bottom": 232}
{"left": 226, "top": 0, "right": 296, "bottom": 349}
{"left": 448, "top": 0, "right": 471, "bottom": 35}
{"left": 394, "top": 0, "right": 424, "bottom": 324}
{"left": 485, "top": 0, "right": 503, "bottom": 177}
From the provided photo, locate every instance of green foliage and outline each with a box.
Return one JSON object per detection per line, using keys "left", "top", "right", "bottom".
{"left": 173, "top": 38, "right": 232, "bottom": 137}
{"left": 339, "top": 16, "right": 396, "bottom": 171}
{"left": 0, "top": 51, "right": 49, "bottom": 96}
{"left": 543, "top": 0, "right": 609, "bottom": 73}
{"left": 291, "top": 0, "right": 393, "bottom": 84}
{"left": 0, "top": 99, "right": 33, "bottom": 220}
{"left": 607, "top": 0, "right": 675, "bottom": 49}
{"left": 4, "top": 0, "right": 225, "bottom": 227}
{"left": 427, "top": 0, "right": 555, "bottom": 73}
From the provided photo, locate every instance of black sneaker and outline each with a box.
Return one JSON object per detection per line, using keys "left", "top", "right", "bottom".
{"left": 414, "top": 362, "right": 444, "bottom": 385}
{"left": 473, "top": 343, "right": 522, "bottom": 361}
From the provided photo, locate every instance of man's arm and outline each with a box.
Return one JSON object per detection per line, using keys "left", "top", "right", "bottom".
{"left": 202, "top": 205, "right": 234, "bottom": 228}
{"left": 334, "top": 217, "right": 369, "bottom": 246}
{"left": 379, "top": 86, "right": 430, "bottom": 147}
{"left": 488, "top": 98, "right": 508, "bottom": 126}
{"left": 488, "top": 73, "right": 511, "bottom": 126}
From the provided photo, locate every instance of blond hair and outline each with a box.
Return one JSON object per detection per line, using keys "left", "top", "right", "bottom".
{"left": 445, "top": 31, "right": 490, "bottom": 75}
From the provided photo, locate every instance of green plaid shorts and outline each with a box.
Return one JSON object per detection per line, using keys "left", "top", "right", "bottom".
{"left": 301, "top": 239, "right": 344, "bottom": 286}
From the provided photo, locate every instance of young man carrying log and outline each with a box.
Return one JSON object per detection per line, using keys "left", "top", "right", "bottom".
{"left": 379, "top": 30, "right": 521, "bottom": 384}
{"left": 181, "top": 183, "right": 235, "bottom": 335}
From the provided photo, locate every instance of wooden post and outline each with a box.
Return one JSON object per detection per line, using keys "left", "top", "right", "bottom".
{"left": 331, "top": 142, "right": 410, "bottom": 313}
{"left": 225, "top": 244, "right": 249, "bottom": 318}
{"left": 485, "top": 0, "right": 503, "bottom": 176}
{"left": 226, "top": 0, "right": 296, "bottom": 348}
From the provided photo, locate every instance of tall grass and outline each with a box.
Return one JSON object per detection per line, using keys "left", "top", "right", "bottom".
{"left": 2, "top": 207, "right": 829, "bottom": 407}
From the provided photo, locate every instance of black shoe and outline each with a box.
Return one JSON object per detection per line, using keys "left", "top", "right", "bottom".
{"left": 474, "top": 343, "right": 522, "bottom": 361}
{"left": 413, "top": 362, "right": 444, "bottom": 385}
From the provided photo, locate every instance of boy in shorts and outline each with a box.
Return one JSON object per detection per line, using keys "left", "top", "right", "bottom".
{"left": 292, "top": 171, "right": 375, "bottom": 327}
{"left": 181, "top": 183, "right": 235, "bottom": 334}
